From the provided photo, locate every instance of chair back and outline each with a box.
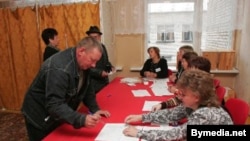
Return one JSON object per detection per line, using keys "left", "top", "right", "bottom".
{"left": 225, "top": 98, "right": 249, "bottom": 124}
{"left": 168, "top": 69, "right": 173, "bottom": 76}
{"left": 216, "top": 86, "right": 226, "bottom": 105}
{"left": 213, "top": 78, "right": 220, "bottom": 88}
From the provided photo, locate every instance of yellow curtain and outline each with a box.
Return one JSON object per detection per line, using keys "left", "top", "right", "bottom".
{"left": 40, "top": 2, "right": 100, "bottom": 49}
{"left": 7, "top": 7, "right": 40, "bottom": 110}
{"left": 0, "top": 2, "right": 100, "bottom": 111}
{"left": 0, "top": 8, "right": 18, "bottom": 110}
{"left": 39, "top": 4, "right": 66, "bottom": 51}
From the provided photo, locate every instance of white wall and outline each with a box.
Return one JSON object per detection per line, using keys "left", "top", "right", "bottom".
{"left": 235, "top": 0, "right": 250, "bottom": 105}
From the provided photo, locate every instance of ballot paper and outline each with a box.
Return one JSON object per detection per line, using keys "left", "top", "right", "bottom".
{"left": 142, "top": 100, "right": 161, "bottom": 111}
{"left": 120, "top": 77, "right": 141, "bottom": 84}
{"left": 151, "top": 86, "right": 173, "bottom": 96}
{"left": 95, "top": 123, "right": 141, "bottom": 141}
{"left": 150, "top": 79, "right": 173, "bottom": 96}
{"left": 95, "top": 123, "right": 173, "bottom": 141}
{"left": 131, "top": 89, "right": 151, "bottom": 97}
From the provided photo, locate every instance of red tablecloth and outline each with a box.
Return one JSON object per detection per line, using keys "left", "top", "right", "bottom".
{"left": 43, "top": 77, "right": 172, "bottom": 141}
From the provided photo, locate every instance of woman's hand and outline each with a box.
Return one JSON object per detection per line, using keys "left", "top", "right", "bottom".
{"left": 144, "top": 71, "right": 156, "bottom": 78}
{"left": 124, "top": 115, "right": 142, "bottom": 124}
{"left": 169, "top": 74, "right": 176, "bottom": 82}
{"left": 151, "top": 103, "right": 162, "bottom": 111}
{"left": 144, "top": 71, "right": 151, "bottom": 77}
{"left": 123, "top": 125, "right": 139, "bottom": 137}
{"left": 168, "top": 85, "right": 177, "bottom": 93}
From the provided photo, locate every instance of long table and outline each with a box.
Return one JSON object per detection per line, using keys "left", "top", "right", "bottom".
{"left": 43, "top": 77, "right": 172, "bottom": 141}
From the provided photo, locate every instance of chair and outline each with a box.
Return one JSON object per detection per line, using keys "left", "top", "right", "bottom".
{"left": 168, "top": 69, "right": 173, "bottom": 76}
{"left": 225, "top": 98, "right": 249, "bottom": 124}
{"left": 213, "top": 78, "right": 220, "bottom": 88}
{"left": 215, "top": 86, "right": 226, "bottom": 105}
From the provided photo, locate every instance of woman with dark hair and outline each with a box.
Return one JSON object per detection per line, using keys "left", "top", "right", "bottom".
{"left": 152, "top": 52, "right": 199, "bottom": 111}
{"left": 169, "top": 45, "right": 194, "bottom": 83}
{"left": 140, "top": 46, "right": 168, "bottom": 78}
{"left": 41, "top": 28, "right": 60, "bottom": 61}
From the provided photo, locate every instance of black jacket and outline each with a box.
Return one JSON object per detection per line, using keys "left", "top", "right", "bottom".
{"left": 22, "top": 47, "right": 99, "bottom": 131}
{"left": 140, "top": 58, "right": 168, "bottom": 78}
{"left": 90, "top": 44, "right": 112, "bottom": 93}
{"left": 43, "top": 45, "right": 60, "bottom": 61}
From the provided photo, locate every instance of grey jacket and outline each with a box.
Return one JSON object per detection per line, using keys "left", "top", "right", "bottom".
{"left": 22, "top": 47, "right": 100, "bottom": 131}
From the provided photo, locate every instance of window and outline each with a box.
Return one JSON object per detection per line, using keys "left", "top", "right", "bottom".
{"left": 182, "top": 24, "right": 193, "bottom": 42}
{"left": 147, "top": 1, "right": 195, "bottom": 65}
{"left": 157, "top": 25, "right": 175, "bottom": 43}
{"left": 146, "top": 0, "right": 237, "bottom": 66}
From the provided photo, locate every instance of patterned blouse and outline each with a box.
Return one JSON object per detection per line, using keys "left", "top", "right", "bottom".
{"left": 137, "top": 104, "right": 233, "bottom": 141}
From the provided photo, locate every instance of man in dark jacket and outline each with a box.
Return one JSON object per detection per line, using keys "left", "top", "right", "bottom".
{"left": 21, "top": 37, "right": 110, "bottom": 141}
{"left": 86, "top": 26, "right": 115, "bottom": 93}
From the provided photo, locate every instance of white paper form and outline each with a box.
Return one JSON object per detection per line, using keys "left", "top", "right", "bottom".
{"left": 151, "top": 87, "right": 173, "bottom": 96}
{"left": 95, "top": 123, "right": 141, "bottom": 141}
{"left": 150, "top": 79, "right": 173, "bottom": 96}
{"left": 142, "top": 100, "right": 161, "bottom": 111}
{"left": 120, "top": 77, "right": 141, "bottom": 84}
{"left": 131, "top": 89, "right": 151, "bottom": 97}
{"left": 95, "top": 123, "right": 173, "bottom": 141}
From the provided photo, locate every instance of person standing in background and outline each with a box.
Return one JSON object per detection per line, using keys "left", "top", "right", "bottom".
{"left": 42, "top": 28, "right": 60, "bottom": 61}
{"left": 86, "top": 26, "right": 115, "bottom": 94}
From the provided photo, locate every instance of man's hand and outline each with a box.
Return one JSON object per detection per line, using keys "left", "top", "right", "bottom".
{"left": 85, "top": 114, "right": 101, "bottom": 128}
{"left": 101, "top": 71, "right": 109, "bottom": 77}
{"left": 94, "top": 110, "right": 111, "bottom": 118}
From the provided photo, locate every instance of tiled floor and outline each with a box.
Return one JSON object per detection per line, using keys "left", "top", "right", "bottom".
{"left": 0, "top": 111, "right": 28, "bottom": 141}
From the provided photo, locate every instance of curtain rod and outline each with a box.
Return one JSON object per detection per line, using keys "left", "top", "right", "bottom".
{"left": 1, "top": 0, "right": 99, "bottom": 9}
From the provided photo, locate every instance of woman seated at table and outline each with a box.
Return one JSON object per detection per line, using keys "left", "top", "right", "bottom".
{"left": 152, "top": 56, "right": 209, "bottom": 111}
{"left": 169, "top": 45, "right": 194, "bottom": 83}
{"left": 140, "top": 46, "right": 168, "bottom": 78}
{"left": 168, "top": 52, "right": 198, "bottom": 93}
{"left": 123, "top": 69, "right": 233, "bottom": 141}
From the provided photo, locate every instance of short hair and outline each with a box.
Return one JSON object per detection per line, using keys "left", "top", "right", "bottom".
{"left": 76, "top": 36, "right": 103, "bottom": 53}
{"left": 179, "top": 45, "right": 194, "bottom": 53}
{"left": 190, "top": 56, "right": 211, "bottom": 73}
{"left": 182, "top": 52, "right": 198, "bottom": 68}
{"left": 176, "top": 69, "right": 219, "bottom": 108}
{"left": 41, "top": 28, "right": 58, "bottom": 45}
{"left": 147, "top": 46, "right": 160, "bottom": 58}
